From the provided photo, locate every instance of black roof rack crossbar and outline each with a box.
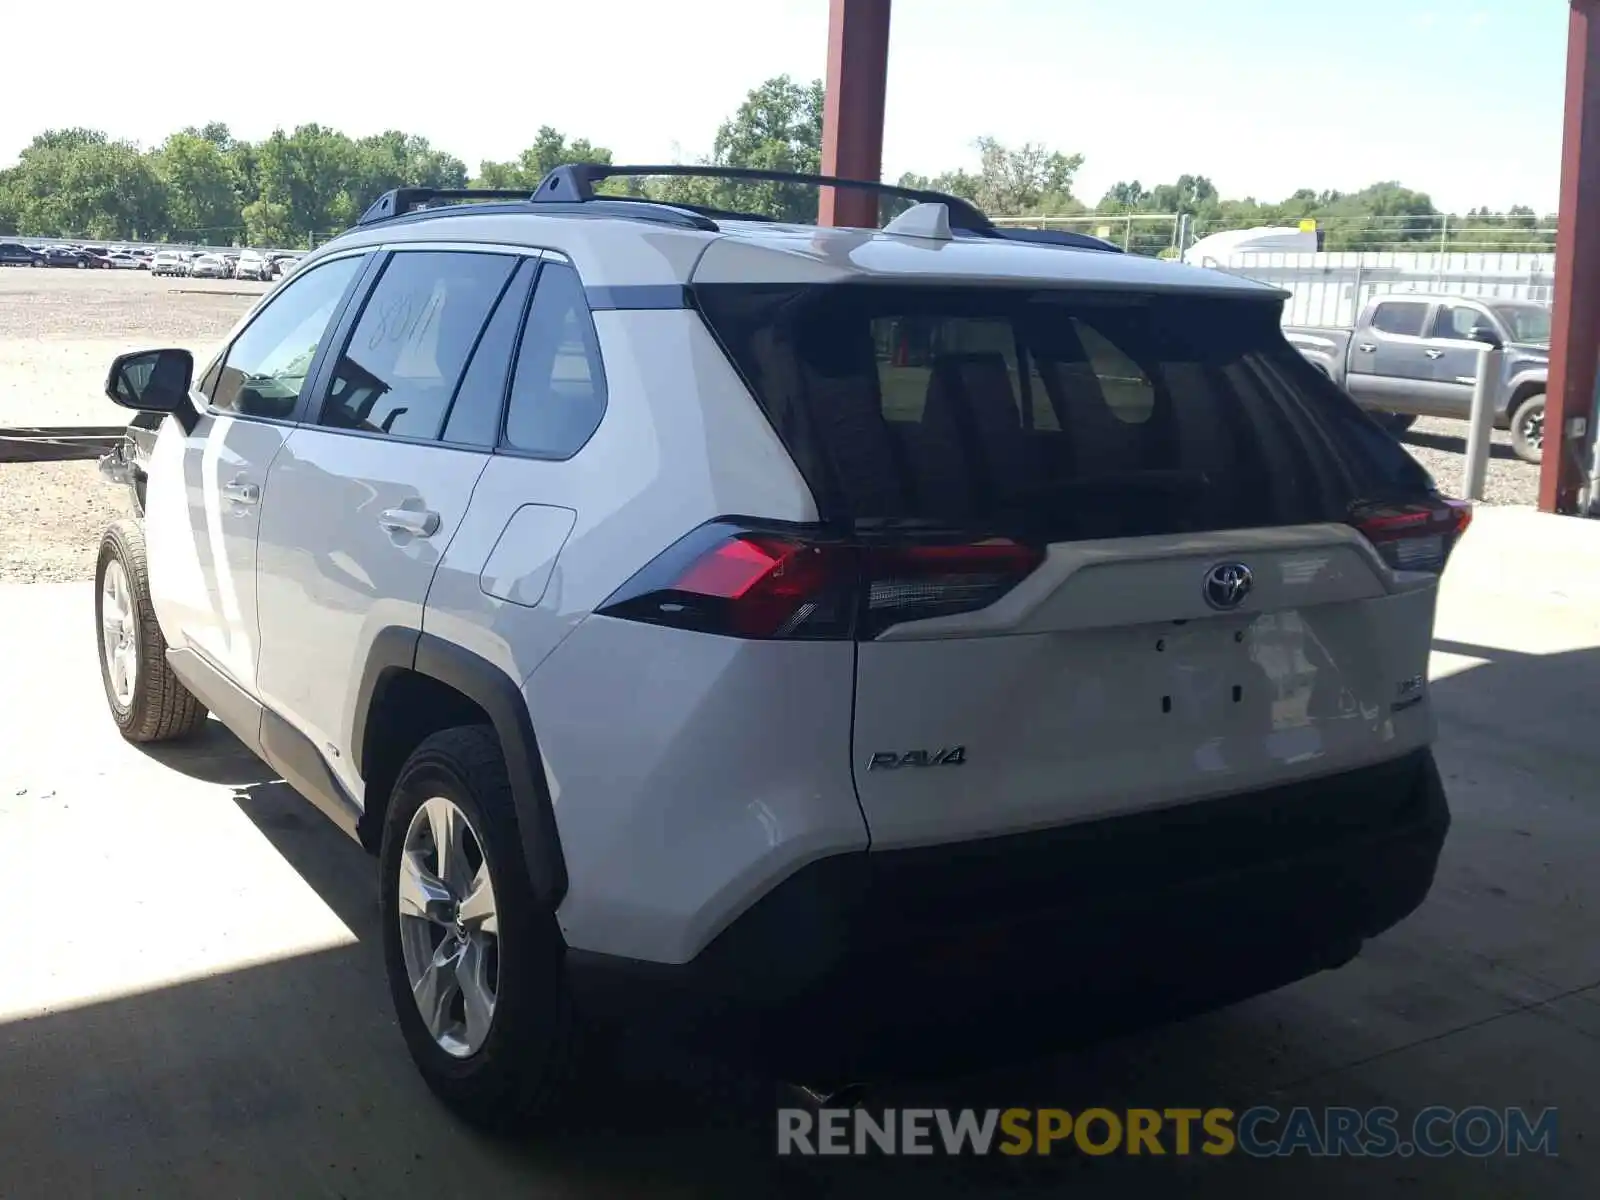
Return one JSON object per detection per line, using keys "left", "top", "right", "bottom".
{"left": 358, "top": 187, "right": 530, "bottom": 225}
{"left": 356, "top": 187, "right": 723, "bottom": 232}
{"left": 531, "top": 163, "right": 996, "bottom": 233}
{"left": 496, "top": 198, "right": 720, "bottom": 232}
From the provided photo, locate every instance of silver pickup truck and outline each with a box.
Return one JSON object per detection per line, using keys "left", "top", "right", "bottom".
{"left": 1286, "top": 295, "right": 1550, "bottom": 464}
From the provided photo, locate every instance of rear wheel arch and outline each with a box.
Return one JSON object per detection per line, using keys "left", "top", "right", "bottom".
{"left": 351, "top": 629, "right": 568, "bottom": 907}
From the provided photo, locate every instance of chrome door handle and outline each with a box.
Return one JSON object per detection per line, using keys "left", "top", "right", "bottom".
{"left": 1356, "top": 343, "right": 1377, "bottom": 353}
{"left": 221, "top": 479, "right": 259, "bottom": 505}
{"left": 379, "top": 508, "right": 440, "bottom": 537}
{"left": 1424, "top": 349, "right": 1444, "bottom": 360}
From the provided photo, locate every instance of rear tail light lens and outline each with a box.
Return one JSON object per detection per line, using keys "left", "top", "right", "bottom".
{"left": 597, "top": 524, "right": 1044, "bottom": 640}
{"left": 1349, "top": 496, "right": 1472, "bottom": 574}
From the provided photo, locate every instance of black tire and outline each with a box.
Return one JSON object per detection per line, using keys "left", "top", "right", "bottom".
{"left": 1378, "top": 413, "right": 1417, "bottom": 435}
{"left": 1509, "top": 392, "right": 1545, "bottom": 465}
{"left": 94, "top": 519, "right": 209, "bottom": 743}
{"left": 379, "top": 726, "right": 579, "bottom": 1130}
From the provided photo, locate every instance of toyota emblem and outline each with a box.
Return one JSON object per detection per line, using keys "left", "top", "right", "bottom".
{"left": 1203, "top": 562, "right": 1254, "bottom": 611}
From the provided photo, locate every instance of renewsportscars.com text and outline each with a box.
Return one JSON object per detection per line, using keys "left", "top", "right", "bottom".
{"left": 777, "top": 1105, "right": 1559, "bottom": 1158}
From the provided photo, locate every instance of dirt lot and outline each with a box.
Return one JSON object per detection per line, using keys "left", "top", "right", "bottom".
{"left": 0, "top": 268, "right": 1543, "bottom": 582}
{"left": 0, "top": 269, "right": 267, "bottom": 581}
{"left": 0, "top": 267, "right": 266, "bottom": 428}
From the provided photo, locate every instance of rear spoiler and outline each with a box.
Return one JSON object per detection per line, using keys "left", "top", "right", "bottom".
{"left": 991, "top": 227, "right": 1123, "bottom": 254}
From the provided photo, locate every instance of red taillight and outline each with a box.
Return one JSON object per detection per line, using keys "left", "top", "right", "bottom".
{"left": 597, "top": 524, "right": 1044, "bottom": 640}
{"left": 1350, "top": 497, "right": 1472, "bottom": 574}
{"left": 669, "top": 535, "right": 851, "bottom": 638}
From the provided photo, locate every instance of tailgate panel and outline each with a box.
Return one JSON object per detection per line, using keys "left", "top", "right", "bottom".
{"left": 852, "top": 534, "right": 1437, "bottom": 850}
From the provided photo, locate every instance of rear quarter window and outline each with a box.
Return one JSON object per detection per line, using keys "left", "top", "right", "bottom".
{"left": 500, "top": 261, "right": 607, "bottom": 459}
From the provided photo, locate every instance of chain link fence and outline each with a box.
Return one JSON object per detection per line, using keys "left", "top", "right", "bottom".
{"left": 990, "top": 211, "right": 1559, "bottom": 327}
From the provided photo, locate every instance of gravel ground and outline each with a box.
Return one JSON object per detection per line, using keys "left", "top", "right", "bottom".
{"left": 0, "top": 268, "right": 264, "bottom": 427}
{"left": 1400, "top": 416, "right": 1542, "bottom": 508}
{"left": 0, "top": 269, "right": 263, "bottom": 581}
{"left": 0, "top": 461, "right": 130, "bottom": 583}
{"left": 0, "top": 270, "right": 1541, "bottom": 581}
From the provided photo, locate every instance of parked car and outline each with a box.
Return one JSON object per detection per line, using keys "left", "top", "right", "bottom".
{"left": 106, "top": 253, "right": 142, "bottom": 270}
{"left": 189, "top": 253, "right": 229, "bottom": 279}
{"left": 234, "top": 250, "right": 271, "bottom": 281}
{"left": 150, "top": 251, "right": 189, "bottom": 277}
{"left": 43, "top": 246, "right": 99, "bottom": 268}
{"left": 0, "top": 240, "right": 46, "bottom": 267}
{"left": 93, "top": 164, "right": 1459, "bottom": 1128}
{"left": 1286, "top": 295, "right": 1550, "bottom": 463}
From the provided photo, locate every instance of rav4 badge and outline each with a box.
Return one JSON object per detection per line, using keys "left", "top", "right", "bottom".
{"left": 867, "top": 747, "right": 967, "bottom": 770}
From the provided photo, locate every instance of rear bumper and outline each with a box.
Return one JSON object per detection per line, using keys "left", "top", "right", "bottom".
{"left": 567, "top": 749, "right": 1449, "bottom": 1076}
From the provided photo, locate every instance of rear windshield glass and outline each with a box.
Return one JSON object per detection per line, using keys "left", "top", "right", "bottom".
{"left": 696, "top": 284, "right": 1432, "bottom": 540}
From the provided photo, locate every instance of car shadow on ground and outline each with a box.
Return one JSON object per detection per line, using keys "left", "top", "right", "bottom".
{"left": 1401, "top": 428, "right": 1521, "bottom": 462}
{"left": 11, "top": 643, "right": 1594, "bottom": 1198}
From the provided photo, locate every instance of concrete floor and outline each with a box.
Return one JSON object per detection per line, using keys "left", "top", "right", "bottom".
{"left": 0, "top": 506, "right": 1596, "bottom": 1197}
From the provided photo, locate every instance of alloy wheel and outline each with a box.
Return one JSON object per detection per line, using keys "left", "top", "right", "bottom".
{"left": 397, "top": 796, "right": 500, "bottom": 1058}
{"left": 1522, "top": 409, "right": 1545, "bottom": 454}
{"left": 100, "top": 559, "right": 137, "bottom": 707}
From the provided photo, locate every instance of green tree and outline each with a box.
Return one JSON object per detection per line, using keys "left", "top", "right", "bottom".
{"left": 0, "top": 100, "right": 1560, "bottom": 255}
{"left": 227, "top": 139, "right": 260, "bottom": 209}
{"left": 158, "top": 132, "right": 243, "bottom": 242}
{"left": 701, "top": 75, "right": 825, "bottom": 220}
{"left": 476, "top": 126, "right": 612, "bottom": 191}
{"left": 249, "top": 125, "right": 360, "bottom": 243}
{"left": 4, "top": 130, "right": 166, "bottom": 238}
{"left": 355, "top": 130, "right": 468, "bottom": 200}
{"left": 240, "top": 198, "right": 294, "bottom": 247}
{"left": 0, "top": 169, "right": 20, "bottom": 234}
{"left": 901, "top": 137, "right": 1085, "bottom": 218}
{"left": 185, "top": 121, "right": 236, "bottom": 149}
{"left": 639, "top": 76, "right": 825, "bottom": 221}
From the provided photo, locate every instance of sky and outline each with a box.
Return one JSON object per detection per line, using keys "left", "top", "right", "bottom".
{"left": 0, "top": 0, "right": 1569, "bottom": 213}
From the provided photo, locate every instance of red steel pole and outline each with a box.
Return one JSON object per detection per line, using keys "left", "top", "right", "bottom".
{"left": 1541, "top": 0, "right": 1600, "bottom": 513}
{"left": 819, "top": 0, "right": 892, "bottom": 228}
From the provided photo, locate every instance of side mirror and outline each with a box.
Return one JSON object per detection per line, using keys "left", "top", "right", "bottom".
{"left": 105, "top": 348, "right": 194, "bottom": 412}
{"left": 1468, "top": 325, "right": 1504, "bottom": 349}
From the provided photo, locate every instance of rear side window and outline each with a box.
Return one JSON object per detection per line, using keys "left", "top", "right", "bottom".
{"left": 317, "top": 250, "right": 516, "bottom": 441}
{"left": 696, "top": 284, "right": 1432, "bottom": 541}
{"left": 501, "top": 261, "right": 607, "bottom": 458}
{"left": 1370, "top": 301, "right": 1428, "bottom": 337}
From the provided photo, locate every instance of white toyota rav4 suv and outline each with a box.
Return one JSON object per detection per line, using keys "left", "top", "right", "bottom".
{"left": 94, "top": 164, "right": 1462, "bottom": 1126}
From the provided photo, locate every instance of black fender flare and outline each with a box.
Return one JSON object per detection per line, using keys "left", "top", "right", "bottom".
{"left": 351, "top": 628, "right": 568, "bottom": 908}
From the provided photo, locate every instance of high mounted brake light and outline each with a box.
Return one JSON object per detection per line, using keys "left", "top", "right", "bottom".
{"left": 1349, "top": 497, "right": 1472, "bottom": 574}
{"left": 596, "top": 523, "right": 1044, "bottom": 641}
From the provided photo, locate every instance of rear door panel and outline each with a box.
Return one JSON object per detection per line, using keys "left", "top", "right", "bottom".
{"left": 1347, "top": 301, "right": 1442, "bottom": 414}
{"left": 254, "top": 431, "right": 487, "bottom": 798}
